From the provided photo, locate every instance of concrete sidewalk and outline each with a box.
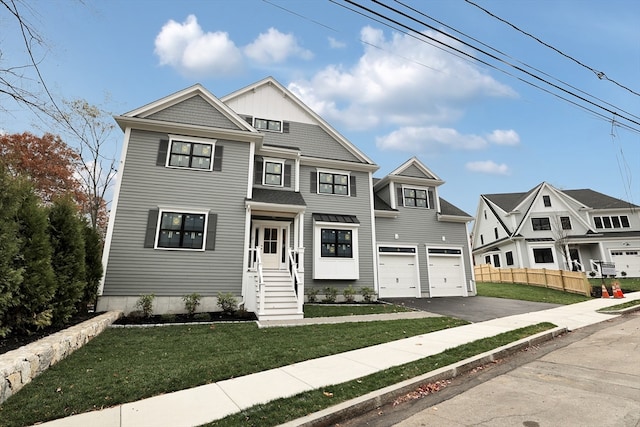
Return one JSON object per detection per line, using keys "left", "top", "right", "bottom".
{"left": 32, "top": 293, "right": 640, "bottom": 427}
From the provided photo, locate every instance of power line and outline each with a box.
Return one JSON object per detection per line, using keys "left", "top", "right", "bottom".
{"left": 333, "top": 0, "right": 640, "bottom": 133}
{"left": 464, "top": 0, "right": 640, "bottom": 97}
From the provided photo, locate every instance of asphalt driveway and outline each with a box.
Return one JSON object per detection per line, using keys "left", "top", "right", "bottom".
{"left": 382, "top": 296, "right": 562, "bottom": 323}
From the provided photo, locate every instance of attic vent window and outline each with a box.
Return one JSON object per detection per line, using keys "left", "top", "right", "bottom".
{"left": 254, "top": 118, "right": 282, "bottom": 132}
{"left": 543, "top": 195, "right": 551, "bottom": 207}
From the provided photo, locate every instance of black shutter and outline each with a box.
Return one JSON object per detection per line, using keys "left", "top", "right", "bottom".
{"left": 428, "top": 189, "right": 435, "bottom": 209}
{"left": 397, "top": 185, "right": 404, "bottom": 207}
{"left": 156, "top": 139, "right": 169, "bottom": 166}
{"left": 284, "top": 164, "right": 292, "bottom": 187}
{"left": 254, "top": 157, "right": 263, "bottom": 185}
{"left": 283, "top": 122, "right": 290, "bottom": 133}
{"left": 144, "top": 209, "right": 159, "bottom": 248}
{"left": 350, "top": 175, "right": 356, "bottom": 197}
{"left": 310, "top": 171, "right": 317, "bottom": 193}
{"left": 213, "top": 145, "right": 223, "bottom": 171}
{"left": 205, "top": 213, "right": 218, "bottom": 250}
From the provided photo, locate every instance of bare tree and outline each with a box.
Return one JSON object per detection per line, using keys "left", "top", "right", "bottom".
{"left": 55, "top": 99, "right": 117, "bottom": 235}
{"left": 551, "top": 214, "right": 572, "bottom": 270}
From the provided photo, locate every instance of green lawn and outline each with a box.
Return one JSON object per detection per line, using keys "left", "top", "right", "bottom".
{"left": 476, "top": 282, "right": 591, "bottom": 304}
{"left": 0, "top": 317, "right": 466, "bottom": 427}
{"left": 589, "top": 277, "right": 640, "bottom": 293}
{"left": 205, "top": 323, "right": 556, "bottom": 426}
{"left": 304, "top": 303, "right": 412, "bottom": 318}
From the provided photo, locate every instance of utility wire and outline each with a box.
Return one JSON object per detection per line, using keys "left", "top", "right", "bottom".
{"left": 464, "top": 0, "right": 640, "bottom": 97}
{"left": 336, "top": 0, "right": 640, "bottom": 133}
{"left": 393, "top": 0, "right": 640, "bottom": 123}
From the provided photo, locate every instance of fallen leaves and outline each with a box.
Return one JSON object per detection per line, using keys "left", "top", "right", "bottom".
{"left": 392, "top": 380, "right": 451, "bottom": 406}
{"left": 323, "top": 391, "right": 334, "bottom": 398}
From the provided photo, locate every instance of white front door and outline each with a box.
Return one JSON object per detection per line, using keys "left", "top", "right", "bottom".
{"left": 255, "top": 222, "right": 287, "bottom": 270}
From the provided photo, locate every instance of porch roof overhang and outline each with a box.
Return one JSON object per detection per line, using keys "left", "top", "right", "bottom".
{"left": 246, "top": 188, "right": 306, "bottom": 214}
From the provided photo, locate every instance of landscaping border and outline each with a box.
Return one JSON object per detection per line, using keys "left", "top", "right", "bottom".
{"left": 0, "top": 311, "right": 122, "bottom": 404}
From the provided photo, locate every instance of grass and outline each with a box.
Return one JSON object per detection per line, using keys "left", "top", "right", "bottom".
{"left": 303, "top": 303, "right": 412, "bottom": 318}
{"left": 597, "top": 300, "right": 640, "bottom": 312}
{"left": 204, "top": 322, "right": 557, "bottom": 426}
{"left": 476, "top": 282, "right": 590, "bottom": 304}
{"left": 0, "top": 317, "right": 467, "bottom": 427}
{"left": 588, "top": 277, "right": 640, "bottom": 293}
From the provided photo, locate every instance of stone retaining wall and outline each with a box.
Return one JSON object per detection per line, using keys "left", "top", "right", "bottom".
{"left": 0, "top": 311, "right": 122, "bottom": 404}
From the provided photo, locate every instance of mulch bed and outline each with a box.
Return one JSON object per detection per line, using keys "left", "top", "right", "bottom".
{"left": 0, "top": 312, "right": 103, "bottom": 355}
{"left": 113, "top": 311, "right": 257, "bottom": 326}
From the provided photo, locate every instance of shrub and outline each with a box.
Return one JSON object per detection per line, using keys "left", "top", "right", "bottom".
{"left": 182, "top": 293, "right": 201, "bottom": 317}
{"left": 81, "top": 223, "right": 103, "bottom": 314}
{"left": 360, "top": 286, "right": 376, "bottom": 303}
{"left": 135, "top": 294, "right": 155, "bottom": 318}
{"left": 194, "top": 312, "right": 211, "bottom": 321}
{"left": 343, "top": 285, "right": 356, "bottom": 303}
{"left": 322, "top": 286, "right": 338, "bottom": 303}
{"left": 307, "top": 288, "right": 319, "bottom": 303}
{"left": 589, "top": 271, "right": 596, "bottom": 278}
{"left": 217, "top": 292, "right": 238, "bottom": 315}
{"left": 621, "top": 271, "right": 627, "bottom": 278}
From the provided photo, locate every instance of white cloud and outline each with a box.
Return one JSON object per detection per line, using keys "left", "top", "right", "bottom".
{"left": 328, "top": 37, "right": 346, "bottom": 49}
{"left": 466, "top": 160, "right": 510, "bottom": 175}
{"left": 154, "top": 15, "right": 242, "bottom": 76}
{"left": 487, "top": 129, "right": 520, "bottom": 146}
{"left": 376, "top": 126, "right": 488, "bottom": 152}
{"left": 288, "top": 26, "right": 516, "bottom": 131}
{"left": 244, "top": 28, "right": 313, "bottom": 64}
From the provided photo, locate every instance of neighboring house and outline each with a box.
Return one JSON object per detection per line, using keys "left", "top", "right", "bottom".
{"left": 98, "top": 77, "right": 475, "bottom": 320}
{"left": 471, "top": 182, "right": 640, "bottom": 277}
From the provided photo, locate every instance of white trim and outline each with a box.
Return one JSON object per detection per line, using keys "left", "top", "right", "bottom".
{"left": 262, "top": 157, "right": 285, "bottom": 187}
{"left": 368, "top": 172, "right": 379, "bottom": 292}
{"left": 154, "top": 209, "right": 210, "bottom": 252}
{"left": 165, "top": 135, "right": 216, "bottom": 172}
{"left": 389, "top": 156, "right": 442, "bottom": 181}
{"left": 313, "top": 222, "right": 360, "bottom": 279}
{"left": 247, "top": 142, "right": 255, "bottom": 199}
{"left": 99, "top": 127, "right": 131, "bottom": 295}
{"left": 528, "top": 244, "right": 558, "bottom": 267}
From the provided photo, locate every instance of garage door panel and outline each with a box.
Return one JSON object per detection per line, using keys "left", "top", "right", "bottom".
{"left": 378, "top": 252, "right": 419, "bottom": 298}
{"left": 428, "top": 254, "right": 465, "bottom": 297}
{"left": 611, "top": 249, "right": 640, "bottom": 277}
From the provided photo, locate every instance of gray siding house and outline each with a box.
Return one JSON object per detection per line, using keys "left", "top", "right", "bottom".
{"left": 98, "top": 77, "right": 475, "bottom": 320}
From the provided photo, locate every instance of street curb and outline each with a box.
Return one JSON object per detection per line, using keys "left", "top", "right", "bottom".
{"left": 279, "top": 326, "right": 567, "bottom": 427}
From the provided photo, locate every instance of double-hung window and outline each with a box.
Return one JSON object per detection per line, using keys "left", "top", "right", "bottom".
{"left": 320, "top": 229, "right": 352, "bottom": 258}
{"left": 403, "top": 187, "right": 428, "bottom": 208}
{"left": 560, "top": 216, "right": 572, "bottom": 230}
{"left": 263, "top": 160, "right": 284, "bottom": 186}
{"left": 318, "top": 172, "right": 349, "bottom": 195}
{"left": 158, "top": 212, "right": 206, "bottom": 249}
{"left": 167, "top": 136, "right": 214, "bottom": 171}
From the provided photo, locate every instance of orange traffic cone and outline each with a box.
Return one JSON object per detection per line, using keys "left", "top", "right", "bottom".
{"left": 601, "top": 284, "right": 610, "bottom": 298}
{"left": 613, "top": 282, "right": 625, "bottom": 299}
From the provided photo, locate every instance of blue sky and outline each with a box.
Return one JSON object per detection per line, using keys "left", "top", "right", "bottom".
{"left": 2, "top": 0, "right": 638, "bottom": 217}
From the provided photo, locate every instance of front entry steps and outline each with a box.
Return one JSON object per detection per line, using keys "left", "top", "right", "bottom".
{"left": 257, "top": 270, "right": 303, "bottom": 321}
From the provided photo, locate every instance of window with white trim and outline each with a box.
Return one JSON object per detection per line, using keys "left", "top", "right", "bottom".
{"left": 531, "top": 217, "right": 551, "bottom": 231}
{"left": 168, "top": 137, "right": 214, "bottom": 170}
{"left": 560, "top": 216, "right": 572, "bottom": 230}
{"left": 403, "top": 187, "right": 429, "bottom": 208}
{"left": 263, "top": 160, "right": 284, "bottom": 186}
{"left": 158, "top": 212, "right": 206, "bottom": 249}
{"left": 594, "top": 215, "right": 630, "bottom": 229}
{"left": 313, "top": 219, "right": 359, "bottom": 280}
{"left": 320, "top": 229, "right": 352, "bottom": 258}
{"left": 254, "top": 118, "right": 282, "bottom": 132}
{"left": 542, "top": 195, "right": 551, "bottom": 207}
{"left": 318, "top": 171, "right": 349, "bottom": 195}
{"left": 533, "top": 248, "right": 554, "bottom": 263}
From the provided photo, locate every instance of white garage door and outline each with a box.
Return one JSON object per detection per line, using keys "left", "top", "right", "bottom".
{"left": 611, "top": 249, "right": 640, "bottom": 278}
{"left": 378, "top": 247, "right": 419, "bottom": 298}
{"left": 428, "top": 248, "right": 465, "bottom": 297}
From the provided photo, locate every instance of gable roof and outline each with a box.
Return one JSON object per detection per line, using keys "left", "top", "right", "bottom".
{"left": 482, "top": 183, "right": 638, "bottom": 212}
{"left": 221, "top": 76, "right": 376, "bottom": 166}
{"left": 374, "top": 157, "right": 444, "bottom": 190}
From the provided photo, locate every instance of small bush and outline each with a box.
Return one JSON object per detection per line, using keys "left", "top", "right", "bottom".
{"left": 322, "top": 287, "right": 338, "bottom": 303}
{"left": 343, "top": 286, "right": 356, "bottom": 303}
{"left": 621, "top": 271, "right": 627, "bottom": 278}
{"left": 307, "top": 288, "right": 319, "bottom": 303}
{"left": 589, "top": 271, "right": 596, "bottom": 278}
{"left": 160, "top": 314, "right": 176, "bottom": 322}
{"left": 182, "top": 293, "right": 201, "bottom": 317}
{"left": 360, "top": 286, "right": 376, "bottom": 303}
{"left": 217, "top": 292, "right": 238, "bottom": 315}
{"left": 135, "top": 294, "right": 155, "bottom": 318}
